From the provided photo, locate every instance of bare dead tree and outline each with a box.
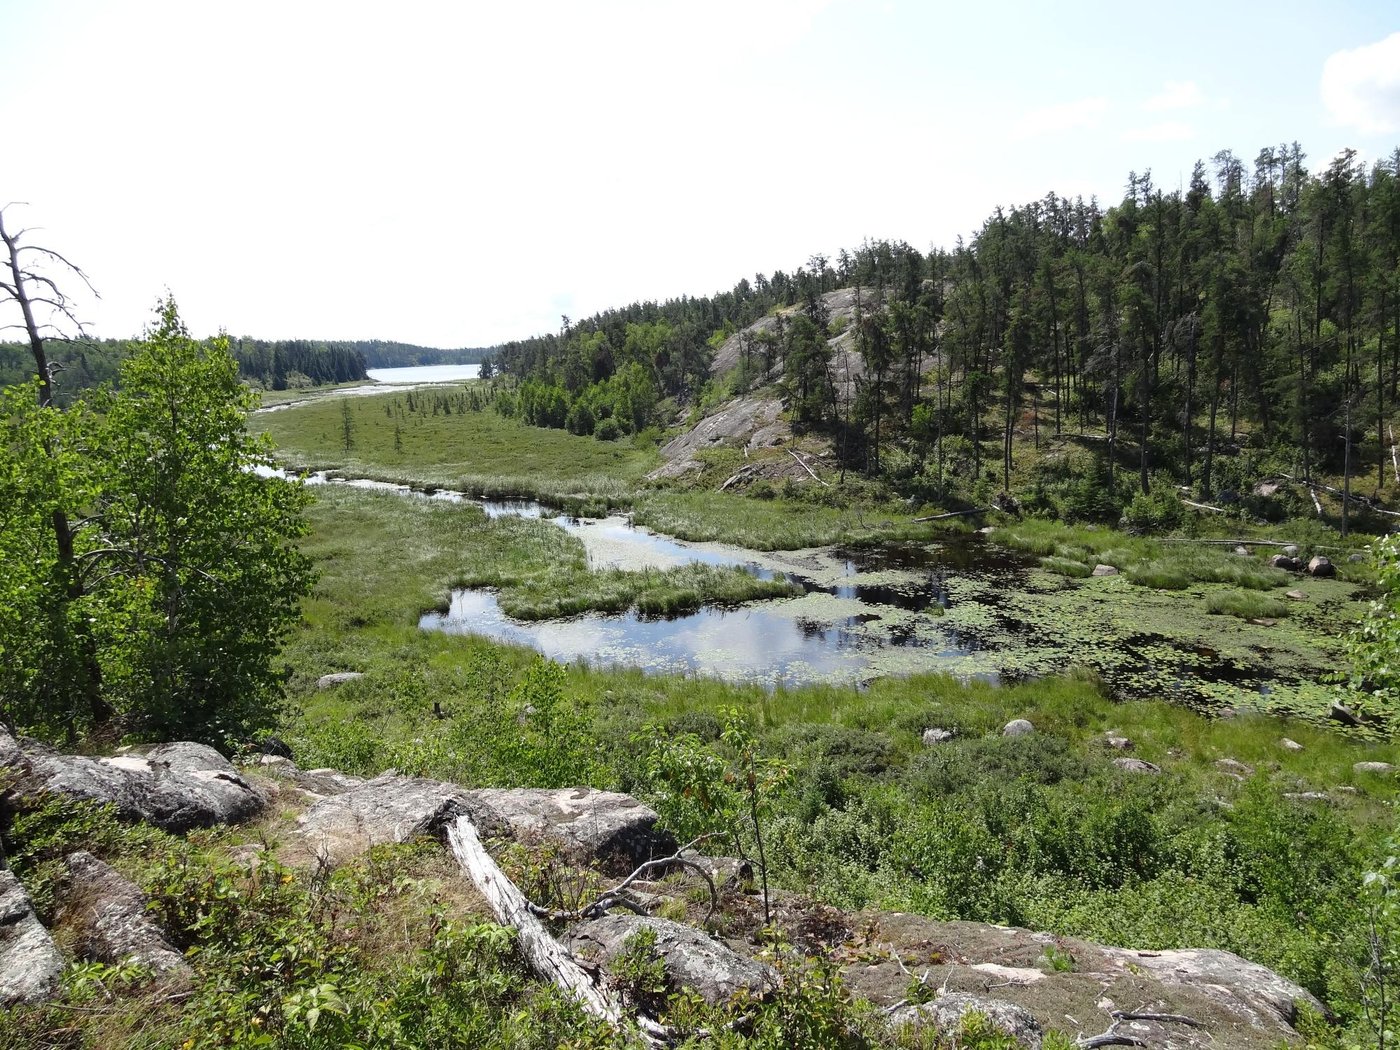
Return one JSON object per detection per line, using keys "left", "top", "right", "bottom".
{"left": 0, "top": 203, "right": 110, "bottom": 731}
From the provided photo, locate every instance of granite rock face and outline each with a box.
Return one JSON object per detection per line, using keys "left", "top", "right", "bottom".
{"left": 62, "top": 851, "right": 190, "bottom": 981}
{"left": 567, "top": 914, "right": 775, "bottom": 1005}
{"left": 0, "top": 871, "right": 64, "bottom": 1006}
{"left": 4, "top": 728, "right": 266, "bottom": 833}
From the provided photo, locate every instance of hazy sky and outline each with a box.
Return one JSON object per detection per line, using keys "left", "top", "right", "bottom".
{"left": 3, "top": 1, "right": 1399, "bottom": 348}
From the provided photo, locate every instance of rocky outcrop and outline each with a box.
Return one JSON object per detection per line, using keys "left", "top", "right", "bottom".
{"left": 837, "top": 914, "right": 1320, "bottom": 1049}
{"left": 3, "top": 729, "right": 266, "bottom": 833}
{"left": 466, "top": 787, "right": 677, "bottom": 875}
{"left": 648, "top": 396, "right": 786, "bottom": 481}
{"left": 888, "top": 993, "right": 1043, "bottom": 1048}
{"left": 62, "top": 851, "right": 189, "bottom": 982}
{"left": 567, "top": 914, "right": 775, "bottom": 1005}
{"left": 0, "top": 870, "right": 64, "bottom": 1005}
{"left": 296, "top": 775, "right": 481, "bottom": 863}
{"left": 1103, "top": 946, "right": 1323, "bottom": 1027}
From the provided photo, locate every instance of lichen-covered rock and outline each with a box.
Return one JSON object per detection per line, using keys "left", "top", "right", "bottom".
{"left": 1354, "top": 761, "right": 1396, "bottom": 775}
{"left": 0, "top": 871, "right": 64, "bottom": 1005}
{"left": 465, "top": 787, "right": 677, "bottom": 874}
{"left": 888, "top": 993, "right": 1043, "bottom": 1048}
{"left": 297, "top": 775, "right": 482, "bottom": 862}
{"left": 1104, "top": 946, "right": 1324, "bottom": 1026}
{"left": 8, "top": 732, "right": 265, "bottom": 833}
{"left": 1002, "top": 719, "right": 1035, "bottom": 737}
{"left": 567, "top": 915, "right": 775, "bottom": 1005}
{"left": 62, "top": 852, "right": 189, "bottom": 982}
{"left": 316, "top": 671, "right": 365, "bottom": 689}
{"left": 1113, "top": 757, "right": 1161, "bottom": 774}
{"left": 922, "top": 727, "right": 954, "bottom": 746}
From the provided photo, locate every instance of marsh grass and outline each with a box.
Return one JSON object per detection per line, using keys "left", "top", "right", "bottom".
{"left": 253, "top": 390, "right": 659, "bottom": 498}
{"left": 1040, "top": 556, "right": 1092, "bottom": 578}
{"left": 1204, "top": 589, "right": 1291, "bottom": 620}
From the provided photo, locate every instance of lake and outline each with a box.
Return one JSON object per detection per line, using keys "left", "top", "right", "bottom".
{"left": 366, "top": 364, "right": 481, "bottom": 383}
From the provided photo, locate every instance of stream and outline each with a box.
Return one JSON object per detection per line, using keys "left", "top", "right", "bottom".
{"left": 259, "top": 466, "right": 1341, "bottom": 708}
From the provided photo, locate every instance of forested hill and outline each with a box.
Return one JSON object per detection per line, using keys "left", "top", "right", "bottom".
{"left": 352, "top": 340, "right": 491, "bottom": 367}
{"left": 485, "top": 142, "right": 1400, "bottom": 526}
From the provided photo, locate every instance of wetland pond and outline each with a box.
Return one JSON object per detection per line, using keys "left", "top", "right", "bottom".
{"left": 266, "top": 467, "right": 1355, "bottom": 716}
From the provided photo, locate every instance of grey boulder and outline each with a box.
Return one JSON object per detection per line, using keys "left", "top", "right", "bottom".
{"left": 567, "top": 914, "right": 775, "bottom": 1005}
{"left": 62, "top": 851, "right": 190, "bottom": 981}
{"left": 889, "top": 992, "right": 1043, "bottom": 1049}
{"left": 5, "top": 729, "right": 266, "bottom": 833}
{"left": 465, "top": 787, "right": 677, "bottom": 874}
{"left": 1002, "top": 719, "right": 1035, "bottom": 738}
{"left": 1307, "top": 555, "right": 1336, "bottom": 578}
{"left": 316, "top": 671, "right": 365, "bottom": 689}
{"left": 0, "top": 870, "right": 64, "bottom": 1005}
{"left": 297, "top": 775, "right": 481, "bottom": 863}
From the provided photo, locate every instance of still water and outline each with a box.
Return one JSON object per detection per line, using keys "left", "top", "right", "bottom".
{"left": 366, "top": 364, "right": 481, "bottom": 383}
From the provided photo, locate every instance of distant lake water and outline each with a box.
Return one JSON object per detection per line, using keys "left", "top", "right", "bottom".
{"left": 366, "top": 364, "right": 480, "bottom": 383}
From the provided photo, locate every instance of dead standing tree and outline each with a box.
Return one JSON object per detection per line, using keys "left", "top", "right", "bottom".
{"left": 0, "top": 203, "right": 110, "bottom": 730}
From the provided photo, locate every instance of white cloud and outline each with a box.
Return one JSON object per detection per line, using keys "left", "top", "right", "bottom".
{"left": 1143, "top": 80, "right": 1207, "bottom": 112}
{"left": 1322, "top": 32, "right": 1400, "bottom": 135}
{"left": 1012, "top": 97, "right": 1108, "bottom": 138}
{"left": 1121, "top": 120, "right": 1195, "bottom": 143}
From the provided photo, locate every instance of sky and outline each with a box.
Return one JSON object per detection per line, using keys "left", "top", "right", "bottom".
{"left": 2, "top": 0, "right": 1399, "bottom": 349}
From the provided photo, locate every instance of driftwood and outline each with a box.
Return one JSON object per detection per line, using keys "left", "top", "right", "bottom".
{"left": 911, "top": 507, "right": 992, "bottom": 522}
{"left": 1075, "top": 1009, "right": 1202, "bottom": 1048}
{"left": 527, "top": 835, "right": 723, "bottom": 924}
{"left": 446, "top": 816, "right": 627, "bottom": 1029}
{"left": 787, "top": 449, "right": 830, "bottom": 487}
{"left": 1279, "top": 472, "right": 1400, "bottom": 518}
{"left": 1391, "top": 424, "right": 1399, "bottom": 484}
{"left": 1179, "top": 497, "right": 1226, "bottom": 513}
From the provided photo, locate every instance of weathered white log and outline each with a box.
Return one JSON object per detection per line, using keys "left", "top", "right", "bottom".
{"left": 911, "top": 507, "right": 992, "bottom": 522}
{"left": 1179, "top": 497, "right": 1226, "bottom": 513}
{"left": 1390, "top": 424, "right": 1399, "bottom": 484}
{"left": 446, "top": 815, "right": 624, "bottom": 1027}
{"left": 788, "top": 449, "right": 830, "bottom": 486}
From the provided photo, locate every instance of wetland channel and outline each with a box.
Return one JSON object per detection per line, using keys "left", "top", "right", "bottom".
{"left": 264, "top": 467, "right": 1349, "bottom": 714}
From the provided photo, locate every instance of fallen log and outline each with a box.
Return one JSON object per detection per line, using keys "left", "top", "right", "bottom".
{"left": 788, "top": 449, "right": 831, "bottom": 487}
{"left": 1179, "top": 497, "right": 1226, "bottom": 513}
{"left": 911, "top": 507, "right": 992, "bottom": 522}
{"left": 446, "top": 816, "right": 627, "bottom": 1029}
{"left": 1391, "top": 424, "right": 1398, "bottom": 484}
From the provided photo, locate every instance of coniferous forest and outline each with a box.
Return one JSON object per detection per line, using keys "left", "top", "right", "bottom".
{"left": 488, "top": 144, "right": 1400, "bottom": 530}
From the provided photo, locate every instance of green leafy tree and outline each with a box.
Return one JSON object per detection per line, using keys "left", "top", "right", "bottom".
{"left": 87, "top": 298, "right": 315, "bottom": 740}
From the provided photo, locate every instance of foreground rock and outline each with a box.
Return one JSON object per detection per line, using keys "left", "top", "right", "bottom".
{"left": 466, "top": 787, "right": 677, "bottom": 874}
{"left": 0, "top": 871, "right": 64, "bottom": 1005}
{"left": 889, "top": 993, "right": 1042, "bottom": 1048}
{"left": 298, "top": 778, "right": 676, "bottom": 873}
{"left": 62, "top": 852, "right": 190, "bottom": 982}
{"left": 1002, "top": 719, "right": 1035, "bottom": 737}
{"left": 297, "top": 775, "right": 480, "bottom": 863}
{"left": 567, "top": 915, "right": 775, "bottom": 1005}
{"left": 4, "top": 731, "right": 266, "bottom": 833}
{"left": 835, "top": 915, "right": 1321, "bottom": 1049}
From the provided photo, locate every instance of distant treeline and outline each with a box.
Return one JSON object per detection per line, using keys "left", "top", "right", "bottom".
{"left": 2, "top": 336, "right": 490, "bottom": 400}
{"left": 229, "top": 339, "right": 368, "bottom": 389}
{"left": 351, "top": 341, "right": 491, "bottom": 368}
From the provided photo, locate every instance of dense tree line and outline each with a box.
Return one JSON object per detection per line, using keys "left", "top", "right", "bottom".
{"left": 486, "top": 143, "right": 1400, "bottom": 530}
{"left": 351, "top": 339, "right": 489, "bottom": 368}
{"left": 230, "top": 337, "right": 368, "bottom": 388}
